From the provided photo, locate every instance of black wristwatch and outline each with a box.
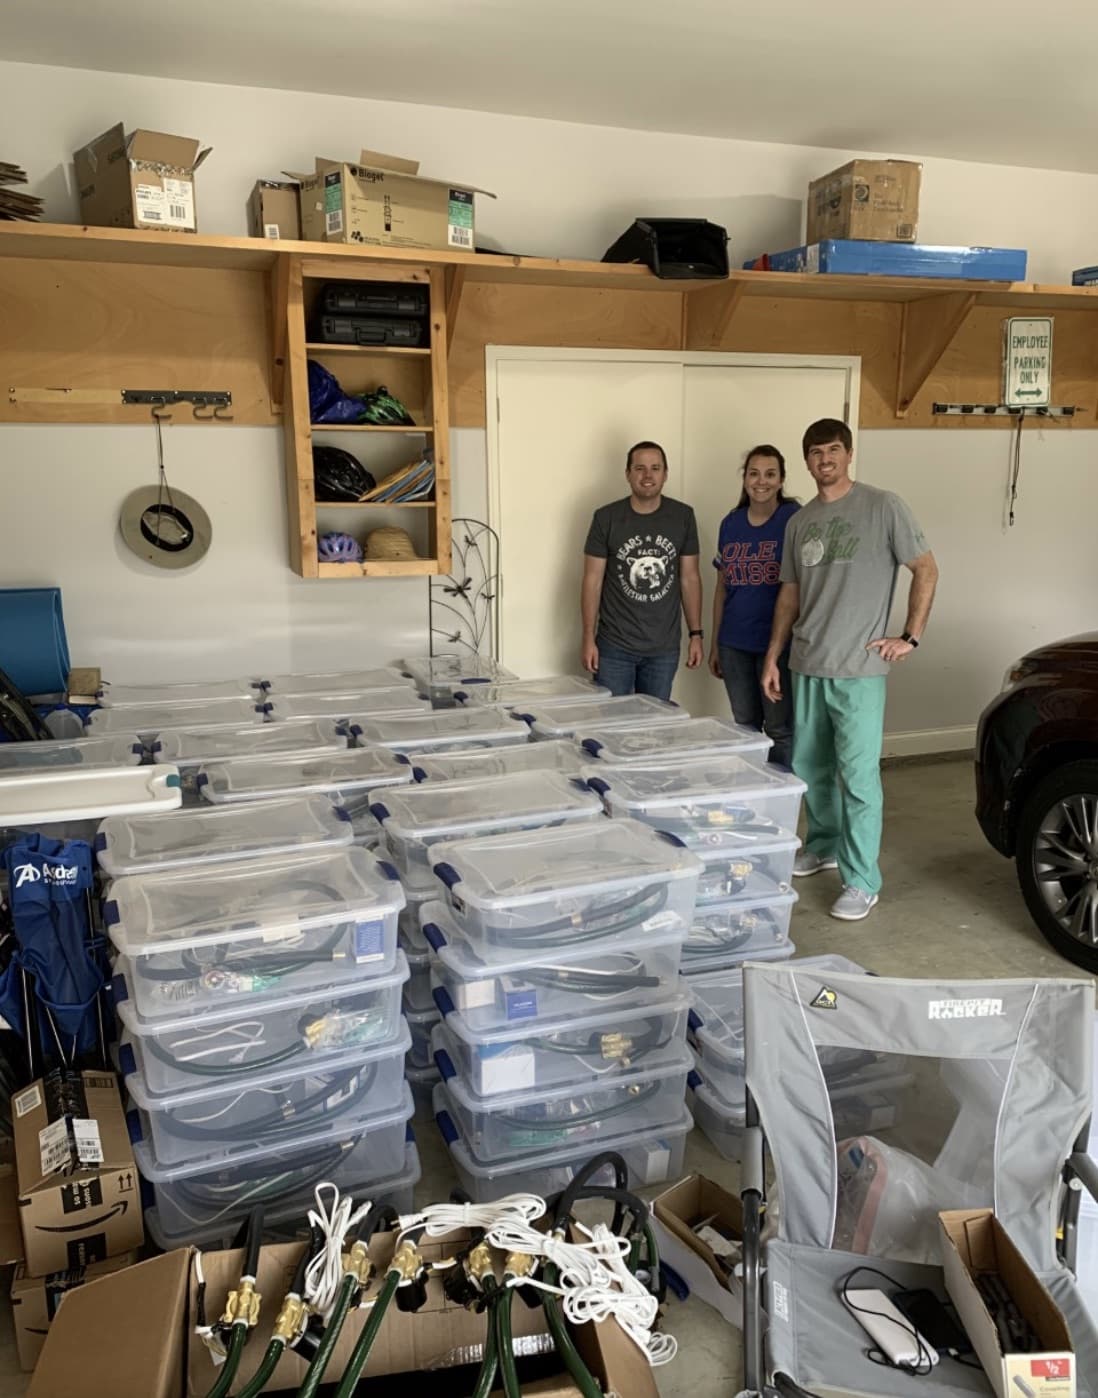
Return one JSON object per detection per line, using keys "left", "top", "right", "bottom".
{"left": 901, "top": 631, "right": 920, "bottom": 648}
{"left": 689, "top": 630, "right": 704, "bottom": 639}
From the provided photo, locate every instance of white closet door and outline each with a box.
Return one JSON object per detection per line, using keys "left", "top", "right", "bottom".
{"left": 677, "top": 363, "right": 854, "bottom": 719}
{"left": 492, "top": 357, "right": 684, "bottom": 680}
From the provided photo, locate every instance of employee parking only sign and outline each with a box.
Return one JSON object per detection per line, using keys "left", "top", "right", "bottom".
{"left": 1002, "top": 317, "right": 1053, "bottom": 406}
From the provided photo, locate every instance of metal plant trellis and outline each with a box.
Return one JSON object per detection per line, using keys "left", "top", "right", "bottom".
{"left": 428, "top": 518, "right": 501, "bottom": 660}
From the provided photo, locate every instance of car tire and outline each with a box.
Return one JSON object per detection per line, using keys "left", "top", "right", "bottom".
{"left": 1016, "top": 759, "right": 1098, "bottom": 972}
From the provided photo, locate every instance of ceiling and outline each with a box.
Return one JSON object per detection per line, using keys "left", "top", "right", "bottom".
{"left": 4, "top": 0, "right": 1097, "bottom": 173}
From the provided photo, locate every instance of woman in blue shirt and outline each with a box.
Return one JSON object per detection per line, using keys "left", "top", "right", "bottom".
{"left": 708, "top": 445, "right": 799, "bottom": 765}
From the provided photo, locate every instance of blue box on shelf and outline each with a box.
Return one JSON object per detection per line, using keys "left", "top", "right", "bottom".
{"left": 750, "top": 240, "right": 1028, "bottom": 282}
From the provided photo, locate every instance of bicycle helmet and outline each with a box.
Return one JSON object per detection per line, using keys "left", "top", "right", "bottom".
{"left": 317, "top": 532, "right": 364, "bottom": 563}
{"left": 358, "top": 386, "right": 416, "bottom": 426}
{"left": 313, "top": 446, "right": 376, "bottom": 503}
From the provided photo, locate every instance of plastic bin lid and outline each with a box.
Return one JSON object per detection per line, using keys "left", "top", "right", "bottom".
{"left": 199, "top": 747, "right": 412, "bottom": 803}
{"left": 369, "top": 770, "right": 601, "bottom": 838}
{"left": 691, "top": 1073, "right": 747, "bottom": 1128}
{"left": 585, "top": 754, "right": 806, "bottom": 808}
{"left": 409, "top": 740, "right": 584, "bottom": 784}
{"left": 259, "top": 668, "right": 409, "bottom": 695}
{"left": 434, "top": 984, "right": 690, "bottom": 1051}
{"left": 578, "top": 716, "right": 771, "bottom": 761}
{"left": 106, "top": 845, "right": 406, "bottom": 956}
{"left": 0, "top": 735, "right": 143, "bottom": 772}
{"left": 439, "top": 1041, "right": 692, "bottom": 1112}
{"left": 459, "top": 676, "right": 609, "bottom": 707}
{"left": 682, "top": 938, "right": 797, "bottom": 977}
{"left": 430, "top": 817, "right": 702, "bottom": 910}
{"left": 695, "top": 826, "right": 801, "bottom": 862}
{"left": 132, "top": 1082, "right": 414, "bottom": 1181}
{"left": 116, "top": 949, "right": 409, "bottom": 1036}
{"left": 264, "top": 691, "right": 431, "bottom": 722}
{"left": 95, "top": 794, "right": 354, "bottom": 876}
{"left": 0, "top": 765, "right": 181, "bottom": 826}
{"left": 518, "top": 695, "right": 687, "bottom": 734}
{"left": 98, "top": 679, "right": 254, "bottom": 707}
{"left": 404, "top": 1001, "right": 442, "bottom": 1030}
{"left": 350, "top": 709, "right": 529, "bottom": 750}
{"left": 86, "top": 699, "right": 264, "bottom": 735}
{"left": 154, "top": 719, "right": 347, "bottom": 768}
{"left": 125, "top": 1021, "right": 411, "bottom": 1111}
{"left": 402, "top": 653, "right": 516, "bottom": 686}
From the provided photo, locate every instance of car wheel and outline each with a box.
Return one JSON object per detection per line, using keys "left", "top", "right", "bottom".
{"left": 1016, "top": 760, "right": 1098, "bottom": 972}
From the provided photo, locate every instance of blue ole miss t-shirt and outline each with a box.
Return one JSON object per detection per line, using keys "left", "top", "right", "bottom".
{"left": 713, "top": 500, "right": 800, "bottom": 654}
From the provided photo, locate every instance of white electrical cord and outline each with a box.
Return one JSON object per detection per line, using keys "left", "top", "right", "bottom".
{"left": 486, "top": 1218, "right": 677, "bottom": 1367}
{"left": 396, "top": 1193, "right": 546, "bottom": 1246}
{"left": 303, "top": 1183, "right": 373, "bottom": 1321}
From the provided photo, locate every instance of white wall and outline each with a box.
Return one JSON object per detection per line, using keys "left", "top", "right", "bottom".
{"left": 1, "top": 58, "right": 1096, "bottom": 732}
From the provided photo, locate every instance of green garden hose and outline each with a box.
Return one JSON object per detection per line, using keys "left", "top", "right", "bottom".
{"left": 332, "top": 1269, "right": 401, "bottom": 1398}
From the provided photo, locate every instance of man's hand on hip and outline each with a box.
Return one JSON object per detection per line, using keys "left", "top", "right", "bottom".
{"left": 581, "top": 640, "right": 599, "bottom": 674}
{"left": 761, "top": 657, "right": 782, "bottom": 702}
{"left": 686, "top": 635, "right": 704, "bottom": 670}
{"left": 867, "top": 637, "right": 915, "bottom": 663}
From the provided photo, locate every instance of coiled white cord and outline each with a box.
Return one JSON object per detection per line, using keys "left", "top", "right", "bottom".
{"left": 396, "top": 1192, "right": 546, "bottom": 1245}
{"left": 303, "top": 1183, "right": 373, "bottom": 1320}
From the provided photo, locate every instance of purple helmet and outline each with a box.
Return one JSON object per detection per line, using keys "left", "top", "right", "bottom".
{"left": 317, "top": 532, "right": 364, "bottom": 563}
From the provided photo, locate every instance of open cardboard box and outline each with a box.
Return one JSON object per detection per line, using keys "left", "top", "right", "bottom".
{"left": 653, "top": 1173, "right": 743, "bottom": 1325}
{"left": 28, "top": 1227, "right": 658, "bottom": 1398}
{"left": 940, "top": 1209, "right": 1075, "bottom": 1398}
{"left": 74, "top": 124, "right": 211, "bottom": 232}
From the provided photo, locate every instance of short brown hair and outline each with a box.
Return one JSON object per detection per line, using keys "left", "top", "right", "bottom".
{"left": 626, "top": 441, "right": 668, "bottom": 470}
{"left": 802, "top": 418, "right": 853, "bottom": 458}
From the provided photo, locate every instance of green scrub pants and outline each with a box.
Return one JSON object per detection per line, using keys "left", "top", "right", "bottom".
{"left": 791, "top": 673, "right": 887, "bottom": 896}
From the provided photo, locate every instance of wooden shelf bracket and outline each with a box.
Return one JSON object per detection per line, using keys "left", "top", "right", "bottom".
{"left": 895, "top": 291, "right": 977, "bottom": 416}
{"left": 445, "top": 266, "right": 466, "bottom": 354}
{"left": 682, "top": 279, "right": 748, "bottom": 350}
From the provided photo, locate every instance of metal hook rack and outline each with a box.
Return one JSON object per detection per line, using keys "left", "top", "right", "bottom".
{"left": 121, "top": 389, "right": 234, "bottom": 421}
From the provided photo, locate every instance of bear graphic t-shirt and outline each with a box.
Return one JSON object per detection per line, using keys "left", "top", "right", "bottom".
{"left": 584, "top": 496, "right": 700, "bottom": 656}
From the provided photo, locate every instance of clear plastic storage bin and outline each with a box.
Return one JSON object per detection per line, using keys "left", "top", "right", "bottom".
{"left": 370, "top": 771, "right": 603, "bottom": 890}
{"left": 437, "top": 1088, "right": 692, "bottom": 1203}
{"left": 86, "top": 699, "right": 264, "bottom": 738}
{"left": 134, "top": 1084, "right": 414, "bottom": 1238}
{"left": 455, "top": 676, "right": 609, "bottom": 708}
{"left": 577, "top": 716, "right": 772, "bottom": 764}
{"left": 264, "top": 691, "right": 431, "bottom": 723}
{"left": 429, "top": 818, "right": 701, "bottom": 960}
{"left": 405, "top": 1003, "right": 441, "bottom": 1070}
{"left": 401, "top": 653, "right": 516, "bottom": 703}
{"left": 407, "top": 740, "right": 585, "bottom": 784}
{"left": 431, "top": 990, "right": 690, "bottom": 1097}
{"left": 586, "top": 756, "right": 805, "bottom": 852}
{"left": 95, "top": 794, "right": 353, "bottom": 877}
{"left": 689, "top": 1073, "right": 746, "bottom": 1160}
{"left": 694, "top": 829, "right": 800, "bottom": 905}
{"left": 198, "top": 747, "right": 410, "bottom": 805}
{"left": 681, "top": 891, "right": 797, "bottom": 972}
{"left": 116, "top": 953, "right": 408, "bottom": 1096}
{"left": 98, "top": 679, "right": 254, "bottom": 707}
{"left": 421, "top": 901, "right": 686, "bottom": 1030}
{"left": 398, "top": 885, "right": 432, "bottom": 954}
{"left": 436, "top": 1046, "right": 692, "bottom": 1161}
{"left": 153, "top": 721, "right": 347, "bottom": 775}
{"left": 126, "top": 1021, "right": 411, "bottom": 1166}
{"left": 258, "top": 668, "right": 410, "bottom": 696}
{"left": 516, "top": 695, "right": 687, "bottom": 741}
{"left": 349, "top": 708, "right": 530, "bottom": 754}
{"left": 107, "top": 847, "right": 405, "bottom": 1019}
{"left": 406, "top": 1063, "right": 440, "bottom": 1110}
{"left": 0, "top": 736, "right": 143, "bottom": 773}
{"left": 403, "top": 944, "right": 434, "bottom": 1015}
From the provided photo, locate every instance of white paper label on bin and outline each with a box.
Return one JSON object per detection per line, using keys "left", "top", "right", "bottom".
{"left": 639, "top": 1143, "right": 671, "bottom": 1184}
{"left": 354, "top": 920, "right": 384, "bottom": 963}
{"left": 39, "top": 1118, "right": 72, "bottom": 1175}
{"left": 14, "top": 1083, "right": 42, "bottom": 1117}
{"left": 73, "top": 1118, "right": 104, "bottom": 1165}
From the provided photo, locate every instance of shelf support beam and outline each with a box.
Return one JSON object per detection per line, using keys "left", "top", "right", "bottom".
{"left": 445, "top": 266, "right": 466, "bottom": 354}
{"left": 269, "top": 255, "right": 291, "bottom": 412}
{"left": 682, "top": 279, "right": 748, "bottom": 350}
{"left": 895, "top": 291, "right": 976, "bottom": 416}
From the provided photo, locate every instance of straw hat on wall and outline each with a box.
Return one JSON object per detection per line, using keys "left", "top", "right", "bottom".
{"left": 364, "top": 526, "right": 419, "bottom": 561}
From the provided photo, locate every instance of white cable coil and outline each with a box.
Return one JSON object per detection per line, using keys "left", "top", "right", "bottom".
{"left": 485, "top": 1219, "right": 677, "bottom": 1367}
{"left": 304, "top": 1183, "right": 373, "bottom": 1321}
{"left": 396, "top": 1193, "right": 546, "bottom": 1244}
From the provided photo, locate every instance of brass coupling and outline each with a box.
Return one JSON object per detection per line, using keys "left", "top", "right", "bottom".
{"left": 466, "top": 1240, "right": 495, "bottom": 1285}
{"left": 272, "top": 1292, "right": 309, "bottom": 1345}
{"left": 220, "top": 1276, "right": 262, "bottom": 1329}
{"left": 390, "top": 1239, "right": 424, "bottom": 1282}
{"left": 343, "top": 1239, "right": 374, "bottom": 1287}
{"left": 504, "top": 1251, "right": 536, "bottom": 1280}
{"left": 600, "top": 1031, "right": 634, "bottom": 1061}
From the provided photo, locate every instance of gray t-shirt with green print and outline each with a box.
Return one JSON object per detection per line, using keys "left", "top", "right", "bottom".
{"left": 778, "top": 482, "right": 929, "bottom": 679}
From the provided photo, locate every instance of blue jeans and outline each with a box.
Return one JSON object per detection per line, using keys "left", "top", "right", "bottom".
{"left": 595, "top": 640, "right": 679, "bottom": 701}
{"left": 718, "top": 644, "right": 793, "bottom": 767}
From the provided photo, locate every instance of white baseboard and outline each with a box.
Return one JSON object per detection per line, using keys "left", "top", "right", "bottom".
{"left": 881, "top": 725, "right": 975, "bottom": 759}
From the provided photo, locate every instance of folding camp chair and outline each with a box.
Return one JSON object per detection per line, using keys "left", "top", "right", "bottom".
{"left": 737, "top": 965, "right": 1098, "bottom": 1397}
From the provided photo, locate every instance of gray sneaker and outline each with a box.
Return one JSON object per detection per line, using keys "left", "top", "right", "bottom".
{"left": 793, "top": 851, "right": 839, "bottom": 878}
{"left": 830, "top": 886, "right": 880, "bottom": 921}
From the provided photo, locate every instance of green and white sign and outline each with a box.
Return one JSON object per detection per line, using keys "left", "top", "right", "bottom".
{"left": 1002, "top": 317, "right": 1053, "bottom": 406}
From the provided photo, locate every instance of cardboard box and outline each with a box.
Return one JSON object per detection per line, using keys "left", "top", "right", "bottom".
{"left": 11, "top": 1253, "right": 136, "bottom": 1370}
{"left": 806, "top": 158, "right": 921, "bottom": 244}
{"left": 28, "top": 1232, "right": 657, "bottom": 1398}
{"left": 294, "top": 148, "right": 493, "bottom": 251}
{"left": 74, "top": 123, "right": 211, "bottom": 233}
{"left": 13, "top": 1072, "right": 143, "bottom": 1275}
{"left": 940, "top": 1209, "right": 1075, "bottom": 1398}
{"left": 248, "top": 179, "right": 300, "bottom": 240}
{"left": 653, "top": 1173, "right": 743, "bottom": 1324}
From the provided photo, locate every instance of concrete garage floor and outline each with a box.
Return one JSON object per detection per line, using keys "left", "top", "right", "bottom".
{"left": 0, "top": 757, "right": 1093, "bottom": 1396}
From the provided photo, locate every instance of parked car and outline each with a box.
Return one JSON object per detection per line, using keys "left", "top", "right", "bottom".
{"left": 976, "top": 632, "right": 1098, "bottom": 971}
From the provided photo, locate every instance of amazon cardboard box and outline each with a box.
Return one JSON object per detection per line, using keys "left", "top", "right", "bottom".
{"left": 11, "top": 1253, "right": 136, "bottom": 1370}
{"left": 653, "top": 1173, "right": 744, "bottom": 1324}
{"left": 74, "top": 123, "right": 211, "bottom": 232}
{"left": 294, "top": 148, "right": 493, "bottom": 251}
{"left": 248, "top": 179, "right": 300, "bottom": 240}
{"left": 806, "top": 158, "right": 921, "bottom": 244}
{"left": 940, "top": 1209, "right": 1075, "bottom": 1398}
{"left": 13, "top": 1071, "right": 143, "bottom": 1276}
{"left": 28, "top": 1232, "right": 658, "bottom": 1398}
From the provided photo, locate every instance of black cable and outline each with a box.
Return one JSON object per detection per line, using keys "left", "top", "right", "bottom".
{"left": 519, "top": 956, "right": 661, "bottom": 997}
{"left": 839, "top": 1265, "right": 935, "bottom": 1377}
{"left": 158, "top": 1063, "right": 377, "bottom": 1145}
{"left": 554, "top": 1151, "right": 629, "bottom": 1229}
{"left": 1008, "top": 409, "right": 1025, "bottom": 527}
{"left": 494, "top": 1079, "right": 661, "bottom": 1135}
{"left": 482, "top": 884, "right": 669, "bottom": 950}
{"left": 174, "top": 1139, "right": 356, "bottom": 1225}
{"left": 530, "top": 1017, "right": 672, "bottom": 1066}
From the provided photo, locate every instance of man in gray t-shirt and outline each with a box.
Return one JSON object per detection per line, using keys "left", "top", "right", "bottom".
{"left": 581, "top": 441, "right": 703, "bottom": 701}
{"left": 762, "top": 419, "right": 938, "bottom": 922}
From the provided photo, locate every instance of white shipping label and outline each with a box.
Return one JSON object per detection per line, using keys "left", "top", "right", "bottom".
{"left": 263, "top": 223, "right": 281, "bottom": 239}
{"left": 135, "top": 180, "right": 194, "bottom": 230}
{"left": 39, "top": 1118, "right": 72, "bottom": 1176}
{"left": 14, "top": 1084, "right": 42, "bottom": 1118}
{"left": 72, "top": 1118, "right": 104, "bottom": 1166}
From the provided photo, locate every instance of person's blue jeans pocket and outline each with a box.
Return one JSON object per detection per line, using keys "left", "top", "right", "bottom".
{"left": 596, "top": 640, "right": 679, "bottom": 701}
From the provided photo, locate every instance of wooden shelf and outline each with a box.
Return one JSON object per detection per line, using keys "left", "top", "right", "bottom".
{"left": 317, "top": 558, "right": 442, "bottom": 578}
{"left": 317, "top": 500, "right": 436, "bottom": 509}
{"left": 304, "top": 343, "right": 431, "bottom": 356}
{"left": 310, "top": 423, "right": 432, "bottom": 433}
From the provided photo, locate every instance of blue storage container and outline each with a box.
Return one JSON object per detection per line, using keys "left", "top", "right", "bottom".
{"left": 752, "top": 240, "right": 1027, "bottom": 281}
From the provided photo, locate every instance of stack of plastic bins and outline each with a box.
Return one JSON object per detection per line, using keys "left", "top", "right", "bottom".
{"left": 152, "top": 720, "right": 349, "bottom": 801}
{"left": 347, "top": 707, "right": 530, "bottom": 755}
{"left": 585, "top": 754, "right": 805, "bottom": 972}
{"left": 399, "top": 886, "right": 441, "bottom": 1100}
{"left": 255, "top": 667, "right": 412, "bottom": 697}
{"left": 104, "top": 841, "right": 414, "bottom": 1245}
{"left": 428, "top": 817, "right": 700, "bottom": 1201}
{"left": 687, "top": 954, "right": 914, "bottom": 1159}
{"left": 196, "top": 745, "right": 413, "bottom": 848}
{"left": 97, "top": 679, "right": 255, "bottom": 705}
{"left": 400, "top": 653, "right": 517, "bottom": 708}
{"left": 262, "top": 690, "right": 432, "bottom": 724}
{"left": 405, "top": 740, "right": 585, "bottom": 784}
{"left": 575, "top": 716, "right": 772, "bottom": 766}
{"left": 453, "top": 675, "right": 609, "bottom": 709}
{"left": 85, "top": 697, "right": 266, "bottom": 741}
{"left": 516, "top": 694, "right": 688, "bottom": 743}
